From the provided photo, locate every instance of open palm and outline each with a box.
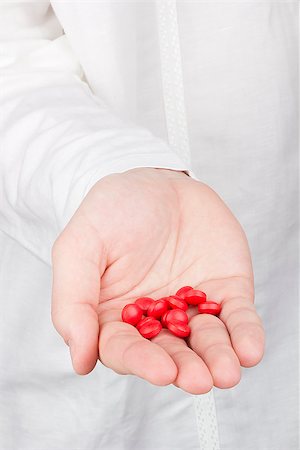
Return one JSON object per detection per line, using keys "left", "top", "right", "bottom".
{"left": 51, "top": 168, "right": 264, "bottom": 394}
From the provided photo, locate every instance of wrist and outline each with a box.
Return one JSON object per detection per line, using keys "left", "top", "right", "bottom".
{"left": 124, "top": 166, "right": 190, "bottom": 180}
{"left": 155, "top": 168, "right": 190, "bottom": 178}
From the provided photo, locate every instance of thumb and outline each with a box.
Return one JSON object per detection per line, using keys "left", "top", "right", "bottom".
{"left": 51, "top": 220, "right": 107, "bottom": 375}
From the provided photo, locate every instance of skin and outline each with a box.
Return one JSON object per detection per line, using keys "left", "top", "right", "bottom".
{"left": 51, "top": 167, "right": 265, "bottom": 395}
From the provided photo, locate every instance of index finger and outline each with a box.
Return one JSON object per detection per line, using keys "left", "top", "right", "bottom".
{"left": 97, "top": 302, "right": 178, "bottom": 386}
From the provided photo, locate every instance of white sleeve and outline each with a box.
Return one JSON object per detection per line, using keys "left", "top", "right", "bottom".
{"left": 0, "top": 2, "right": 192, "bottom": 265}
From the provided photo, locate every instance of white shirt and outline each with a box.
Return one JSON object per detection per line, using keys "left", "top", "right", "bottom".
{"left": 0, "top": 2, "right": 298, "bottom": 449}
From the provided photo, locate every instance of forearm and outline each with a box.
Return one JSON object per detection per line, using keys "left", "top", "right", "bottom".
{"left": 0, "top": 2, "right": 192, "bottom": 264}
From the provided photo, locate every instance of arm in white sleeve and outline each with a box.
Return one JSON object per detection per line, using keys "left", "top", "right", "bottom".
{"left": 0, "top": 2, "right": 192, "bottom": 265}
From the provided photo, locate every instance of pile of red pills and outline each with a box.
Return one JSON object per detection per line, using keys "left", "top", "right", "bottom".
{"left": 121, "top": 286, "right": 222, "bottom": 340}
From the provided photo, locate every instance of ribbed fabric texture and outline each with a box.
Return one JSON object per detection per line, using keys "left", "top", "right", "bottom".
{"left": 156, "top": 0, "right": 191, "bottom": 166}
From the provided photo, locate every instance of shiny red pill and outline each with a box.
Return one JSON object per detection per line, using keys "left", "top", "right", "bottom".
{"left": 161, "top": 310, "right": 171, "bottom": 328}
{"left": 198, "top": 301, "right": 221, "bottom": 315}
{"left": 136, "top": 316, "right": 154, "bottom": 330}
{"left": 165, "top": 309, "right": 189, "bottom": 324}
{"left": 167, "top": 295, "right": 188, "bottom": 311}
{"left": 159, "top": 296, "right": 172, "bottom": 305}
{"left": 121, "top": 303, "right": 143, "bottom": 326}
{"left": 167, "top": 320, "right": 191, "bottom": 338}
{"left": 147, "top": 299, "right": 169, "bottom": 319}
{"left": 184, "top": 289, "right": 207, "bottom": 305}
{"left": 175, "top": 286, "right": 193, "bottom": 298}
{"left": 138, "top": 318, "right": 162, "bottom": 339}
{"left": 134, "top": 297, "right": 154, "bottom": 313}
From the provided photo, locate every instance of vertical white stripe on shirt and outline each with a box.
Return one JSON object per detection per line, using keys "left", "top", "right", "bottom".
{"left": 155, "top": 0, "right": 191, "bottom": 166}
{"left": 156, "top": 2, "right": 220, "bottom": 449}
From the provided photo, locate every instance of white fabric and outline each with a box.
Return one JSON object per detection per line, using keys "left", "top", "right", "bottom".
{"left": 0, "top": 1, "right": 298, "bottom": 450}
{"left": 156, "top": 0, "right": 192, "bottom": 165}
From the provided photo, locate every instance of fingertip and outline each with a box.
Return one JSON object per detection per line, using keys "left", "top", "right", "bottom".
{"left": 124, "top": 340, "right": 178, "bottom": 386}
{"left": 52, "top": 303, "right": 100, "bottom": 376}
{"left": 213, "top": 366, "right": 241, "bottom": 389}
{"left": 69, "top": 340, "right": 99, "bottom": 375}
{"left": 139, "top": 348, "right": 179, "bottom": 387}
{"left": 234, "top": 330, "right": 265, "bottom": 368}
{"left": 174, "top": 363, "right": 214, "bottom": 395}
{"left": 212, "top": 353, "right": 241, "bottom": 389}
{"left": 236, "top": 338, "right": 265, "bottom": 368}
{"left": 149, "top": 363, "right": 178, "bottom": 387}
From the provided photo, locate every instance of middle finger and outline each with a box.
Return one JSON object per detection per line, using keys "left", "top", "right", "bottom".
{"left": 152, "top": 328, "right": 213, "bottom": 394}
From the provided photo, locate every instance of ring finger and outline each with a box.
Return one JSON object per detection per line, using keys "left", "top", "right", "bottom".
{"left": 187, "top": 313, "right": 241, "bottom": 388}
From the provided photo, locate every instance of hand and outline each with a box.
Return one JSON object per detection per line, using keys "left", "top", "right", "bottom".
{"left": 51, "top": 168, "right": 264, "bottom": 394}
